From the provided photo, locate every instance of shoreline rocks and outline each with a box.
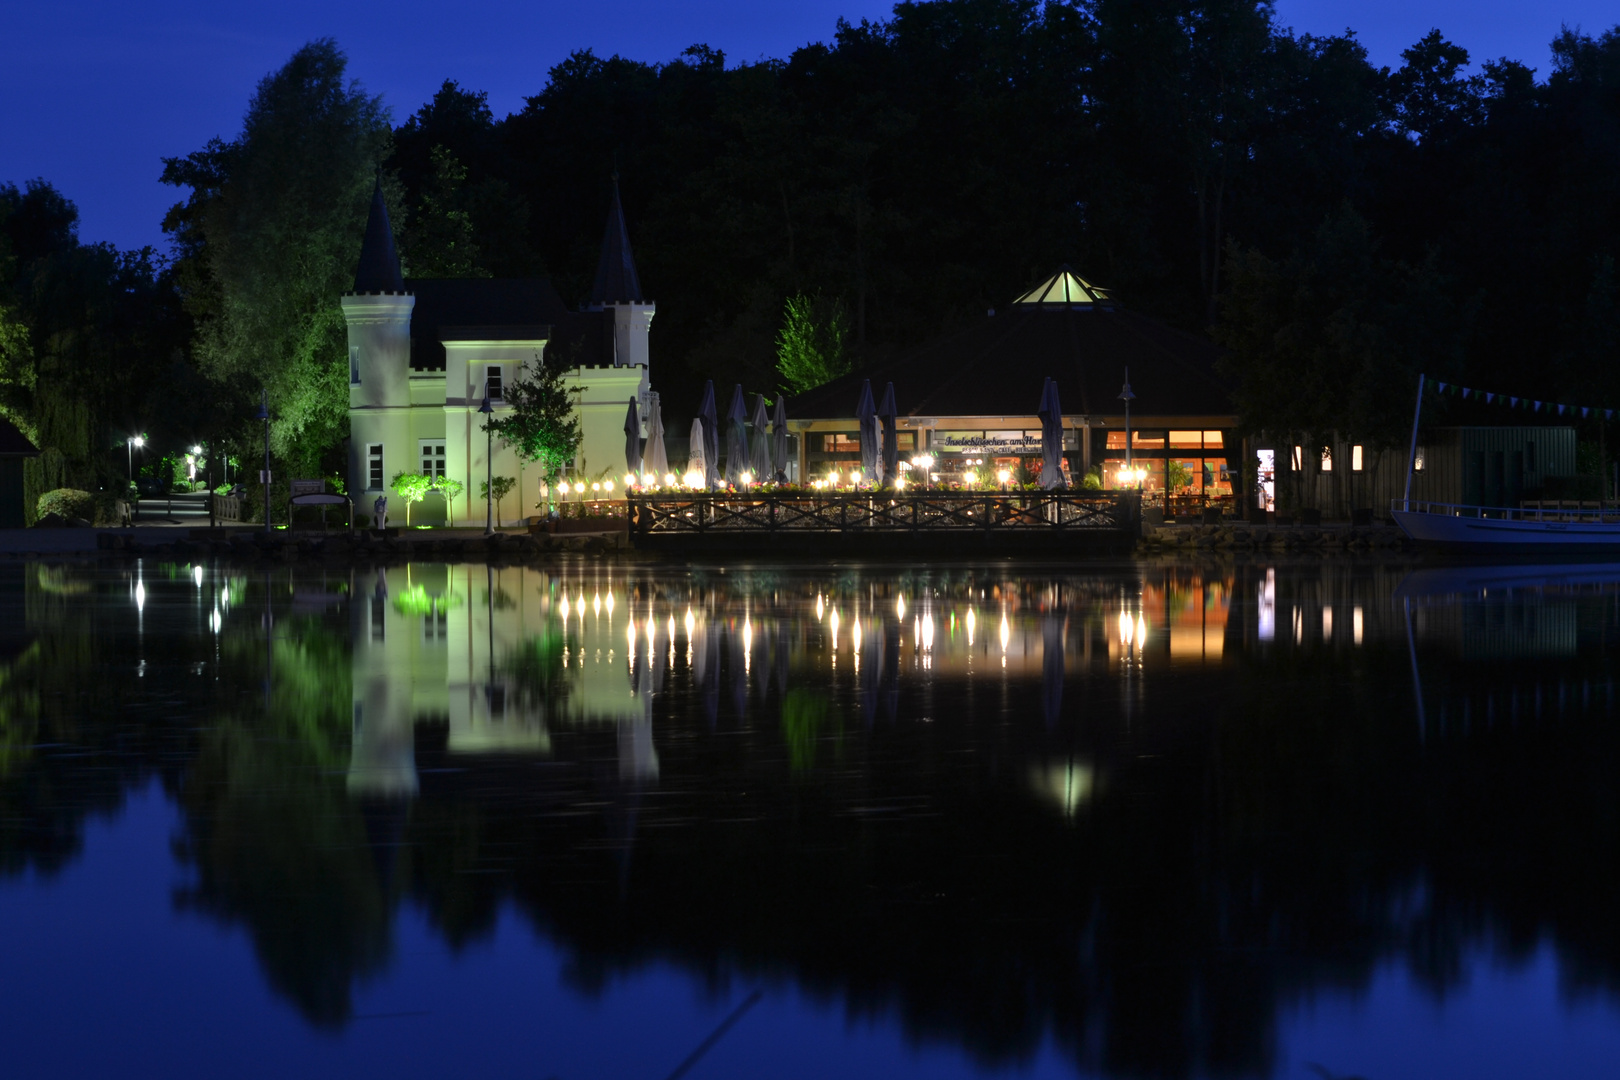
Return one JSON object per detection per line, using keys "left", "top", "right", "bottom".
{"left": 1138, "top": 522, "right": 1411, "bottom": 553}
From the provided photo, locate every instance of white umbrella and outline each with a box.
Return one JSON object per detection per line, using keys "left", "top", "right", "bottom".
{"left": 646, "top": 392, "right": 669, "bottom": 477}
{"left": 687, "top": 417, "right": 707, "bottom": 484}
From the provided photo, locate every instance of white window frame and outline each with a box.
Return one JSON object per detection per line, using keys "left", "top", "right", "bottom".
{"left": 367, "top": 443, "right": 384, "bottom": 490}
{"left": 420, "top": 440, "right": 446, "bottom": 480}
{"left": 485, "top": 365, "right": 503, "bottom": 403}
{"left": 349, "top": 345, "right": 361, "bottom": 385}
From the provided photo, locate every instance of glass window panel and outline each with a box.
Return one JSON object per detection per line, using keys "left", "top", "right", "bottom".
{"left": 1132, "top": 431, "right": 1166, "bottom": 449}
{"left": 1203, "top": 431, "right": 1224, "bottom": 447}
{"left": 1169, "top": 430, "right": 1202, "bottom": 449}
{"left": 1351, "top": 445, "right": 1364, "bottom": 471}
{"left": 1105, "top": 431, "right": 1128, "bottom": 450}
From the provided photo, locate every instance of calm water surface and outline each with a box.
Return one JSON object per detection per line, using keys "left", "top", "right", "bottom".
{"left": 2, "top": 556, "right": 1619, "bottom": 1079}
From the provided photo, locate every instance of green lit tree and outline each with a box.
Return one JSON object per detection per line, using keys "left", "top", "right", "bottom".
{"left": 390, "top": 471, "right": 432, "bottom": 526}
{"left": 482, "top": 351, "right": 581, "bottom": 514}
{"left": 160, "top": 39, "right": 392, "bottom": 478}
{"left": 433, "top": 475, "right": 464, "bottom": 522}
{"left": 480, "top": 475, "right": 515, "bottom": 524}
{"left": 775, "top": 293, "right": 850, "bottom": 395}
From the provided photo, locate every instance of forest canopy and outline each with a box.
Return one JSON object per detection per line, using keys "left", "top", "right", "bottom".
{"left": 8, "top": 0, "right": 1620, "bottom": 509}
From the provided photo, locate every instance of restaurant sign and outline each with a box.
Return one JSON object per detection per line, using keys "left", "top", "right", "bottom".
{"left": 935, "top": 430, "right": 1075, "bottom": 454}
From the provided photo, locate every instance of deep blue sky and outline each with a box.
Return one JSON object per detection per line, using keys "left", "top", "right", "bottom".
{"left": 3, "top": 0, "right": 1615, "bottom": 253}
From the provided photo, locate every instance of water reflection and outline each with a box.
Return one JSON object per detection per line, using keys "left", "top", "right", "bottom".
{"left": 1, "top": 556, "right": 1619, "bottom": 1076}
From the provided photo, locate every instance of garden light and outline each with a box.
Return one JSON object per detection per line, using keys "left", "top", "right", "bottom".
{"left": 739, "top": 470, "right": 752, "bottom": 486}
{"left": 827, "top": 471, "right": 840, "bottom": 486}
{"left": 591, "top": 482, "right": 601, "bottom": 492}
{"left": 664, "top": 472, "right": 676, "bottom": 487}
{"left": 604, "top": 480, "right": 614, "bottom": 493}
{"left": 964, "top": 470, "right": 978, "bottom": 486}
{"left": 996, "top": 468, "right": 1011, "bottom": 486}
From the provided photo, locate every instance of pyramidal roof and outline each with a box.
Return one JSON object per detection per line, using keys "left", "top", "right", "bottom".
{"left": 352, "top": 179, "right": 405, "bottom": 293}
{"left": 589, "top": 177, "right": 645, "bottom": 306}
{"left": 1012, "top": 266, "right": 1115, "bottom": 309}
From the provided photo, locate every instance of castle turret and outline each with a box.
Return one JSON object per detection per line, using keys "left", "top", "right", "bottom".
{"left": 342, "top": 181, "right": 415, "bottom": 497}
{"left": 587, "top": 177, "right": 655, "bottom": 370}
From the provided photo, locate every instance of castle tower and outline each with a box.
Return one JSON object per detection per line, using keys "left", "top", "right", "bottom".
{"left": 587, "top": 177, "right": 655, "bottom": 369}
{"left": 341, "top": 181, "right": 415, "bottom": 498}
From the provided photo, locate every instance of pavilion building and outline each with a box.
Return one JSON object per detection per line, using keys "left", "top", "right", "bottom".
{"left": 343, "top": 181, "right": 654, "bottom": 525}
{"left": 786, "top": 268, "right": 1240, "bottom": 499}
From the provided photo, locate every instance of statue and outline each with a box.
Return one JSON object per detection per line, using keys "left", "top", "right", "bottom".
{"left": 373, "top": 494, "right": 388, "bottom": 530}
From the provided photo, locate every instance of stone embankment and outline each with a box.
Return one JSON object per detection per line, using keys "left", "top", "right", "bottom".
{"left": 1138, "top": 522, "right": 1412, "bottom": 553}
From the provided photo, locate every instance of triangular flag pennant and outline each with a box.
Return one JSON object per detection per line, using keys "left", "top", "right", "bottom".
{"left": 1437, "top": 382, "right": 1448, "bottom": 393}
{"left": 1557, "top": 404, "right": 1566, "bottom": 416}
{"left": 1486, "top": 393, "right": 1495, "bottom": 404}
{"left": 1462, "top": 388, "right": 1472, "bottom": 399}
{"left": 1582, "top": 407, "right": 1590, "bottom": 418}
{"left": 1509, "top": 397, "right": 1518, "bottom": 407}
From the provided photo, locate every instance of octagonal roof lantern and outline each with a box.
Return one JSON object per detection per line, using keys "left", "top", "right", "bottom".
{"left": 1012, "top": 265, "right": 1117, "bottom": 310}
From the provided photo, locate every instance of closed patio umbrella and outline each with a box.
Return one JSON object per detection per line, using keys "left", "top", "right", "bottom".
{"left": 770, "top": 396, "right": 790, "bottom": 483}
{"left": 856, "top": 379, "right": 878, "bottom": 485}
{"left": 749, "top": 394, "right": 772, "bottom": 482}
{"left": 1039, "top": 378, "right": 1067, "bottom": 490}
{"left": 725, "top": 384, "right": 749, "bottom": 487}
{"left": 697, "top": 381, "right": 719, "bottom": 488}
{"left": 623, "top": 396, "right": 642, "bottom": 477}
{"left": 645, "top": 392, "right": 669, "bottom": 478}
{"left": 687, "top": 418, "right": 707, "bottom": 485}
{"left": 879, "top": 381, "right": 898, "bottom": 487}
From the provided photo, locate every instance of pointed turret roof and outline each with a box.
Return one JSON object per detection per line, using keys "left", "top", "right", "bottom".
{"left": 1012, "top": 265, "right": 1115, "bottom": 309}
{"left": 589, "top": 177, "right": 644, "bottom": 306}
{"left": 353, "top": 179, "right": 404, "bottom": 293}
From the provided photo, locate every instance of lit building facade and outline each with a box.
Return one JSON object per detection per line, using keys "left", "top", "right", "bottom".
{"left": 343, "top": 183, "right": 655, "bottom": 525}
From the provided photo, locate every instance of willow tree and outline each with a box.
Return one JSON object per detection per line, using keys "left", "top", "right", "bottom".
{"left": 162, "top": 39, "right": 393, "bottom": 478}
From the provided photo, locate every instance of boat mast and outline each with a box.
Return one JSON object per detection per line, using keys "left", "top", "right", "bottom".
{"left": 1403, "top": 373, "right": 1426, "bottom": 505}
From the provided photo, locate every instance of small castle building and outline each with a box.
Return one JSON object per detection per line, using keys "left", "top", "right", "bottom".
{"left": 343, "top": 182, "right": 654, "bottom": 525}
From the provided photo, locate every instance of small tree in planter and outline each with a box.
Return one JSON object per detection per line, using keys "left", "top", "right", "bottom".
{"left": 434, "top": 476, "right": 464, "bottom": 523}
{"left": 391, "top": 471, "right": 432, "bottom": 526}
{"left": 481, "top": 475, "right": 516, "bottom": 525}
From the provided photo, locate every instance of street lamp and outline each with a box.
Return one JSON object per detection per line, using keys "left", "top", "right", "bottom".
{"left": 256, "top": 390, "right": 271, "bottom": 533}
{"left": 1118, "top": 368, "right": 1135, "bottom": 482}
{"left": 127, "top": 435, "right": 144, "bottom": 488}
{"left": 478, "top": 395, "right": 494, "bottom": 536}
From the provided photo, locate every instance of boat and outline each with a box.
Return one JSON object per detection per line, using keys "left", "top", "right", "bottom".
{"left": 1390, "top": 374, "right": 1620, "bottom": 550}
{"left": 1392, "top": 499, "right": 1620, "bottom": 549}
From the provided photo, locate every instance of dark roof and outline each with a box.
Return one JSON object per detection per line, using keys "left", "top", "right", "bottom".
{"left": 0, "top": 418, "right": 37, "bottom": 456}
{"left": 789, "top": 303, "right": 1231, "bottom": 422}
{"left": 405, "top": 278, "right": 614, "bottom": 371}
{"left": 589, "top": 179, "right": 644, "bottom": 305}
{"left": 352, "top": 181, "right": 404, "bottom": 293}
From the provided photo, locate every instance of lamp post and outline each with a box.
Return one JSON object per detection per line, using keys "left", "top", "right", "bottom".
{"left": 1118, "top": 367, "right": 1135, "bottom": 472}
{"left": 257, "top": 390, "right": 271, "bottom": 534}
{"left": 478, "top": 395, "right": 495, "bottom": 536}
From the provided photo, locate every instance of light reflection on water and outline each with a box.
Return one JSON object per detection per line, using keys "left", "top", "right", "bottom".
{"left": 2, "top": 556, "right": 1620, "bottom": 1078}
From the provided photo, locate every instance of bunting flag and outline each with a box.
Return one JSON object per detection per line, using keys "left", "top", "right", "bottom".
{"left": 1426, "top": 379, "right": 1615, "bottom": 422}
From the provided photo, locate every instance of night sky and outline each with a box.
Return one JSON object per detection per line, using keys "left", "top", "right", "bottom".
{"left": 3, "top": 0, "right": 1614, "bottom": 252}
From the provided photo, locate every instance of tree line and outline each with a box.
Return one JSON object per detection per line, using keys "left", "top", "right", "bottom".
{"left": 2, "top": 1, "right": 1618, "bottom": 518}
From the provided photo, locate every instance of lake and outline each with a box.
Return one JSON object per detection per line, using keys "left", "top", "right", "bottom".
{"left": 1, "top": 555, "right": 1618, "bottom": 1079}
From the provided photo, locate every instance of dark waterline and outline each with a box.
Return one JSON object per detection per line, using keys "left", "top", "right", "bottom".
{"left": 1, "top": 556, "right": 1618, "bottom": 1079}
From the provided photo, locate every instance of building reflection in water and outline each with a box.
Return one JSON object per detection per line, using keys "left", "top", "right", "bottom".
{"left": 10, "top": 556, "right": 1620, "bottom": 1076}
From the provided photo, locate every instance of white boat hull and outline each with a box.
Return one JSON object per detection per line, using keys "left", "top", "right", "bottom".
{"left": 1393, "top": 506, "right": 1620, "bottom": 548}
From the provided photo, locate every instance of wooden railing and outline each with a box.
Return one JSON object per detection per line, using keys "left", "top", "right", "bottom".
{"left": 628, "top": 491, "right": 1138, "bottom": 536}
